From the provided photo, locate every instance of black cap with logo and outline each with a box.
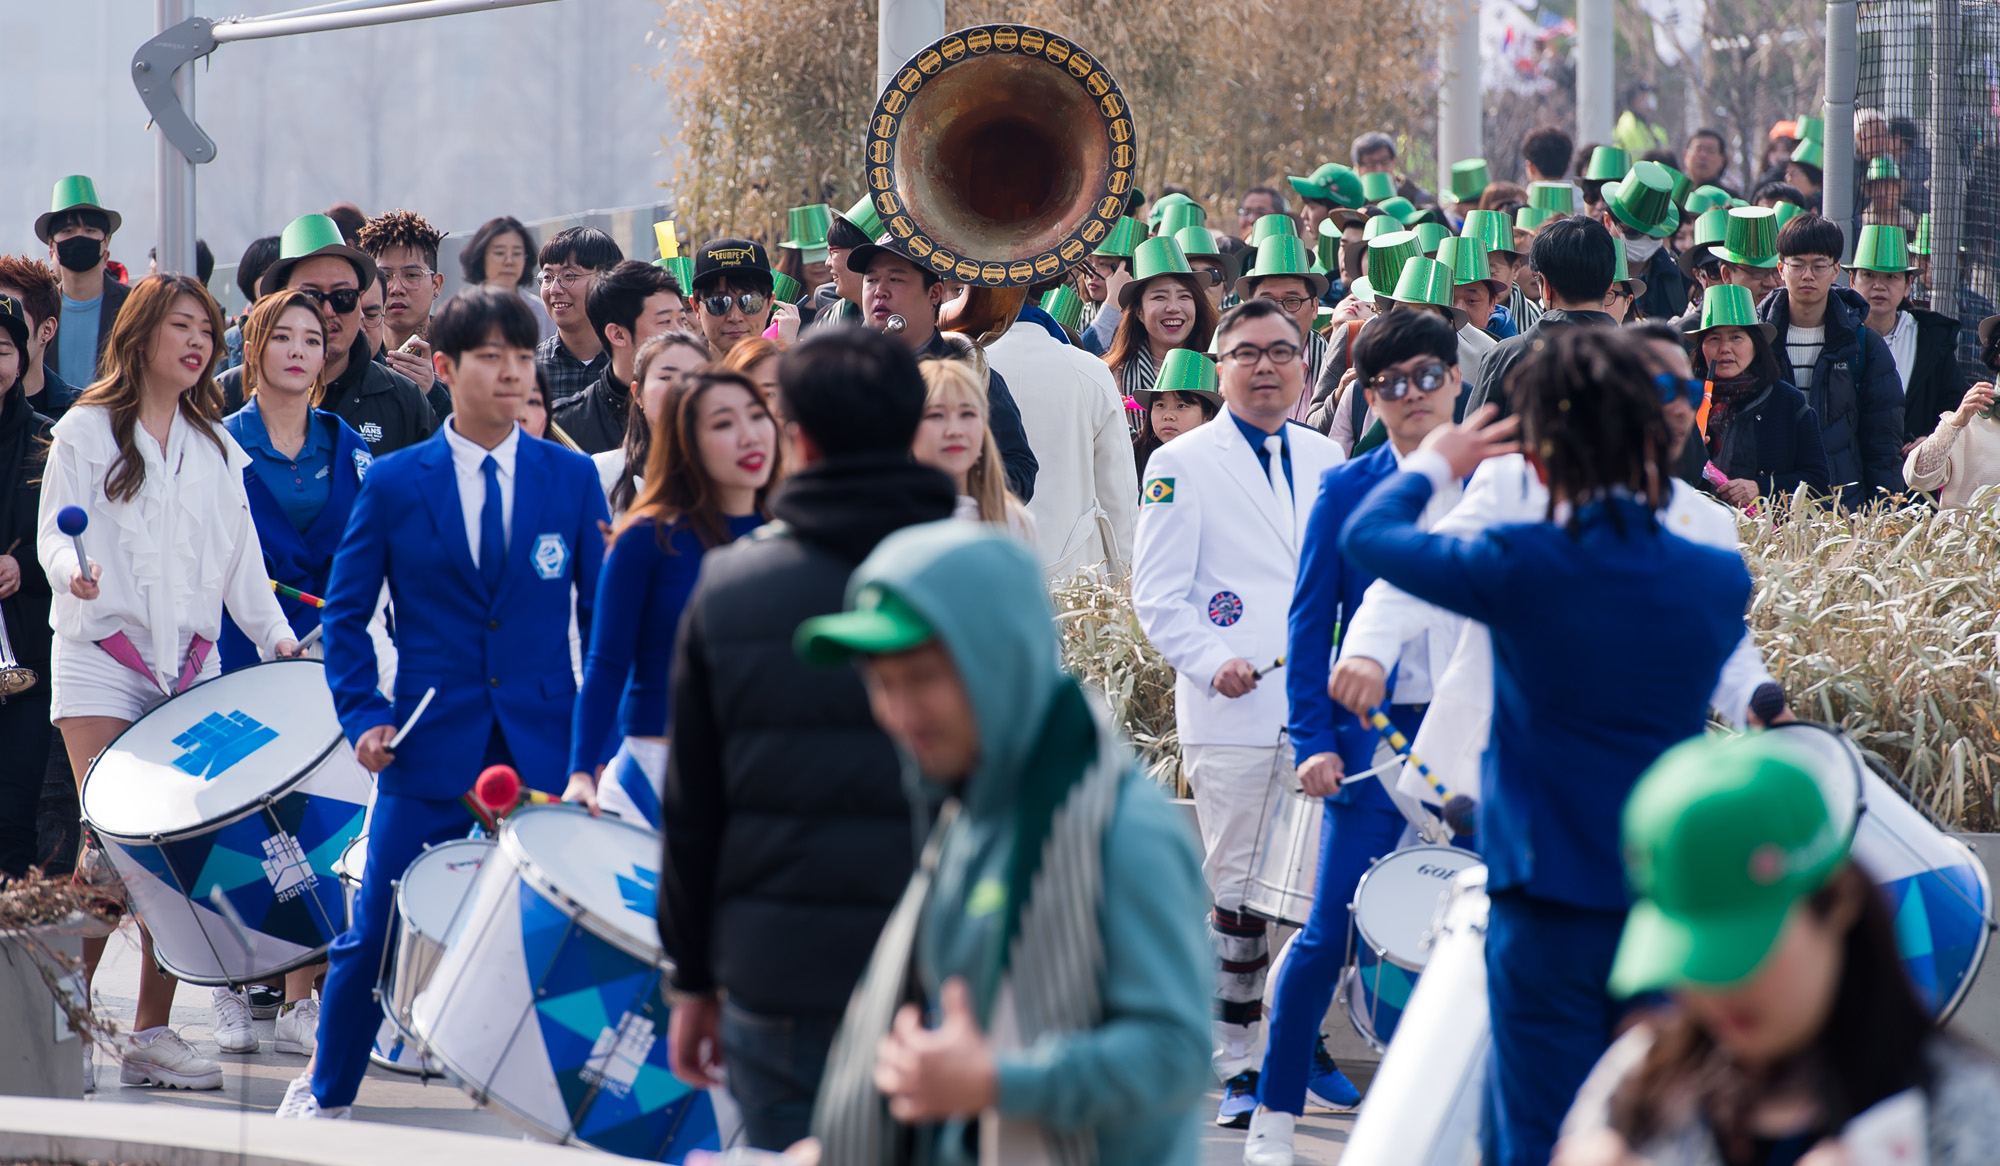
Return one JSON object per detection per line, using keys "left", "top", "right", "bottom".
{"left": 689, "top": 237, "right": 773, "bottom": 293}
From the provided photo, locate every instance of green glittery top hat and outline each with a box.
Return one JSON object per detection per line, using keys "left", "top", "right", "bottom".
{"left": 1678, "top": 207, "right": 1731, "bottom": 280}
{"left": 1412, "top": 221, "right": 1453, "bottom": 256}
{"left": 1711, "top": 206, "right": 1780, "bottom": 268}
{"left": 1117, "top": 235, "right": 1199, "bottom": 309}
{"left": 1435, "top": 235, "right": 1508, "bottom": 299}
{"left": 1690, "top": 283, "right": 1778, "bottom": 342}
{"left": 1156, "top": 201, "right": 1208, "bottom": 238}
{"left": 1092, "top": 216, "right": 1146, "bottom": 259}
{"left": 1235, "top": 233, "right": 1330, "bottom": 300}
{"left": 836, "top": 194, "right": 883, "bottom": 243}
{"left": 1684, "top": 185, "right": 1733, "bottom": 217}
{"left": 1250, "top": 214, "right": 1300, "bottom": 245}
{"left": 1845, "top": 224, "right": 1917, "bottom": 274}
{"left": 1136, "top": 347, "right": 1222, "bottom": 407}
{"left": 1450, "top": 159, "right": 1491, "bottom": 203}
{"left": 1365, "top": 230, "right": 1423, "bottom": 300}
{"left": 1374, "top": 255, "right": 1472, "bottom": 330}
{"left": 1360, "top": 170, "right": 1398, "bottom": 204}
{"left": 1147, "top": 191, "right": 1197, "bottom": 232}
{"left": 1866, "top": 156, "right": 1902, "bottom": 182}
{"left": 1460, "top": 209, "right": 1520, "bottom": 258}
{"left": 259, "top": 213, "right": 379, "bottom": 297}
{"left": 1583, "top": 146, "right": 1632, "bottom": 182}
{"left": 779, "top": 204, "right": 833, "bottom": 261}
{"left": 1040, "top": 284, "right": 1084, "bottom": 332}
{"left": 34, "top": 175, "right": 122, "bottom": 245}
{"left": 1790, "top": 136, "right": 1825, "bottom": 170}
{"left": 1610, "top": 243, "right": 1648, "bottom": 300}
{"left": 1605, "top": 161, "right": 1680, "bottom": 239}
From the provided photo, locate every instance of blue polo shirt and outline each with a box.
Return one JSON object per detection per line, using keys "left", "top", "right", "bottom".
{"left": 233, "top": 400, "right": 332, "bottom": 532}
{"left": 1231, "top": 410, "right": 1295, "bottom": 491}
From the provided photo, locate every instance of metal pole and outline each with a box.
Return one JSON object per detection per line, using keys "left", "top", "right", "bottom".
{"left": 1575, "top": 0, "right": 1614, "bottom": 147}
{"left": 1927, "top": 0, "right": 1963, "bottom": 319}
{"left": 1823, "top": 0, "right": 1858, "bottom": 262}
{"left": 154, "top": 0, "right": 197, "bottom": 277}
{"left": 1436, "top": 0, "right": 1482, "bottom": 198}
{"left": 212, "top": 0, "right": 562, "bottom": 42}
{"left": 876, "top": 0, "right": 944, "bottom": 97}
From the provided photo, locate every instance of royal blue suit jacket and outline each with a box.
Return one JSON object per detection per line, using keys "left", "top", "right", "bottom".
{"left": 322, "top": 429, "right": 608, "bottom": 800}
{"left": 1287, "top": 442, "right": 1401, "bottom": 810}
{"left": 1343, "top": 470, "right": 1751, "bottom": 910}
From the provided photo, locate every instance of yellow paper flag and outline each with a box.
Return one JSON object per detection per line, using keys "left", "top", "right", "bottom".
{"left": 654, "top": 220, "right": 680, "bottom": 260}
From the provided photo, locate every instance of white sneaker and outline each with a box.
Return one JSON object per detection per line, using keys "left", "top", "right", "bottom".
{"left": 211, "top": 986, "right": 259, "bottom": 1053}
{"left": 1242, "top": 1106, "right": 1297, "bottom": 1166}
{"left": 276, "top": 1071, "right": 351, "bottom": 1120}
{"left": 119, "top": 1028, "right": 224, "bottom": 1090}
{"left": 275, "top": 994, "right": 319, "bottom": 1056}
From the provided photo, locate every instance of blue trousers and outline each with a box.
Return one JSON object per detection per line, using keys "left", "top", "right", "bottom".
{"left": 1479, "top": 890, "right": 1628, "bottom": 1166}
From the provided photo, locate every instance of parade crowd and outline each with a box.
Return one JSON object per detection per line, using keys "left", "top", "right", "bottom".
{"left": 2, "top": 108, "right": 1999, "bottom": 1166}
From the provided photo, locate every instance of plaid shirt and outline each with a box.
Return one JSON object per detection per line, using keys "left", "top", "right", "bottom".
{"left": 536, "top": 334, "right": 609, "bottom": 410}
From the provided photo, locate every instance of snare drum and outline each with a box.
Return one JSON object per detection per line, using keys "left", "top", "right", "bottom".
{"left": 385, "top": 838, "right": 491, "bottom": 1039}
{"left": 334, "top": 834, "right": 366, "bottom": 931}
{"left": 411, "top": 807, "right": 720, "bottom": 1161}
{"left": 80, "top": 660, "right": 370, "bottom": 985}
{"left": 1245, "top": 787, "right": 1321, "bottom": 926}
{"left": 1343, "top": 845, "right": 1482, "bottom": 1051}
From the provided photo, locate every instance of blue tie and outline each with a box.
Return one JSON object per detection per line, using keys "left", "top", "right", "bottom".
{"left": 479, "top": 454, "right": 504, "bottom": 591}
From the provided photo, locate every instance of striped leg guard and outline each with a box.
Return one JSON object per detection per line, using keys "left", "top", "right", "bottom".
{"left": 1211, "top": 903, "right": 1269, "bottom": 1079}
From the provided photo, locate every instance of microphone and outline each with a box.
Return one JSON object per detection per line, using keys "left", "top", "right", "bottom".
{"left": 56, "top": 506, "right": 89, "bottom": 579}
{"left": 884, "top": 314, "right": 907, "bottom": 335}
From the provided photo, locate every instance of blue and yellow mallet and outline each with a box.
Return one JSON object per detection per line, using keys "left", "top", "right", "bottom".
{"left": 1368, "top": 703, "right": 1477, "bottom": 837}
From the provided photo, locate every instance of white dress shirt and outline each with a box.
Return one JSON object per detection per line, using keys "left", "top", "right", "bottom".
{"left": 442, "top": 417, "right": 518, "bottom": 565}
{"left": 1882, "top": 310, "right": 1918, "bottom": 392}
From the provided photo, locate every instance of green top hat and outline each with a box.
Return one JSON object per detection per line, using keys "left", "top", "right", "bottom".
{"left": 1290, "top": 163, "right": 1365, "bottom": 209}
{"left": 1040, "top": 284, "right": 1084, "bottom": 332}
{"left": 1609, "top": 245, "right": 1647, "bottom": 300}
{"left": 1449, "top": 159, "right": 1491, "bottom": 203}
{"left": 1174, "top": 225, "right": 1223, "bottom": 260}
{"left": 1364, "top": 231, "right": 1423, "bottom": 300}
{"left": 1790, "top": 136, "right": 1824, "bottom": 170}
{"left": 1092, "top": 216, "right": 1146, "bottom": 259}
{"left": 1770, "top": 201, "right": 1805, "bottom": 230}
{"left": 1316, "top": 219, "right": 1353, "bottom": 274}
{"left": 258, "top": 213, "right": 380, "bottom": 298}
{"left": 1460, "top": 209, "right": 1519, "bottom": 258}
{"left": 1435, "top": 236, "right": 1507, "bottom": 299}
{"left": 1605, "top": 161, "right": 1680, "bottom": 238}
{"left": 1678, "top": 207, "right": 1732, "bottom": 280}
{"left": 1712, "top": 206, "right": 1779, "bottom": 268}
{"left": 1846, "top": 224, "right": 1917, "bottom": 274}
{"left": 1234, "top": 234, "right": 1330, "bottom": 301}
{"left": 780, "top": 204, "right": 833, "bottom": 260}
{"left": 1528, "top": 182, "right": 1577, "bottom": 215}
{"left": 1359, "top": 170, "right": 1397, "bottom": 204}
{"left": 658, "top": 255, "right": 696, "bottom": 294}
{"left": 1374, "top": 256, "right": 1472, "bottom": 330}
{"left": 1515, "top": 206, "right": 1555, "bottom": 234}
{"left": 1345, "top": 275, "right": 1375, "bottom": 303}
{"left": 1684, "top": 185, "right": 1732, "bottom": 217}
{"left": 1376, "top": 196, "right": 1426, "bottom": 227}
{"left": 1363, "top": 213, "right": 1405, "bottom": 242}
{"left": 770, "top": 271, "right": 804, "bottom": 304}
{"left": 1146, "top": 191, "right": 1197, "bottom": 230}
{"left": 1796, "top": 114, "right": 1824, "bottom": 142}
{"left": 1582, "top": 146, "right": 1632, "bottom": 182}
{"left": 1250, "top": 214, "right": 1299, "bottom": 245}
{"left": 837, "top": 194, "right": 883, "bottom": 243}
{"left": 35, "top": 175, "right": 123, "bottom": 245}
{"left": 1609, "top": 734, "right": 1848, "bottom": 996}
{"left": 1139, "top": 347, "right": 1223, "bottom": 407}
{"left": 1657, "top": 165, "right": 1693, "bottom": 211}
{"left": 1117, "top": 235, "right": 1198, "bottom": 309}
{"left": 1156, "top": 201, "right": 1207, "bottom": 238}
{"left": 1411, "top": 221, "right": 1453, "bottom": 256}
{"left": 1911, "top": 213, "right": 1933, "bottom": 255}
{"left": 1866, "top": 156, "right": 1901, "bottom": 182}
{"left": 1690, "top": 284, "right": 1778, "bottom": 342}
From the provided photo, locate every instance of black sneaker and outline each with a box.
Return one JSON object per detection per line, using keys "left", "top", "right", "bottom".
{"left": 246, "top": 983, "right": 285, "bottom": 1020}
{"left": 1216, "top": 1069, "right": 1259, "bottom": 1128}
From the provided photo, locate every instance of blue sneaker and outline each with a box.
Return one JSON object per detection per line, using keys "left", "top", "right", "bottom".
{"left": 1216, "top": 1070, "right": 1260, "bottom": 1128}
{"left": 1307, "top": 1036, "right": 1361, "bottom": 1109}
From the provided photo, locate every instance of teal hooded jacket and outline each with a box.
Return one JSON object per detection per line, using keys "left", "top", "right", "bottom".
{"left": 842, "top": 521, "right": 1213, "bottom": 1166}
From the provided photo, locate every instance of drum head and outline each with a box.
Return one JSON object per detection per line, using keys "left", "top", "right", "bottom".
{"left": 397, "top": 839, "right": 493, "bottom": 941}
{"left": 1762, "top": 722, "right": 1864, "bottom": 841}
{"left": 502, "top": 807, "right": 666, "bottom": 955}
{"left": 1352, "top": 845, "right": 1482, "bottom": 970}
{"left": 82, "top": 660, "right": 345, "bottom": 838}
{"left": 335, "top": 835, "right": 366, "bottom": 886}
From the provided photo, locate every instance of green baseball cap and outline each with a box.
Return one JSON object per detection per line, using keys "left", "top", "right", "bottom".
{"left": 34, "top": 175, "right": 123, "bottom": 245}
{"left": 1690, "top": 284, "right": 1778, "bottom": 343}
{"left": 1436, "top": 236, "right": 1507, "bottom": 299}
{"left": 1411, "top": 221, "right": 1453, "bottom": 256}
{"left": 1790, "top": 137, "right": 1825, "bottom": 170}
{"left": 1235, "top": 234, "right": 1329, "bottom": 300}
{"left": 1846, "top": 224, "right": 1917, "bottom": 274}
{"left": 1092, "top": 216, "right": 1145, "bottom": 259}
{"left": 1605, "top": 161, "right": 1680, "bottom": 239}
{"left": 1117, "top": 235, "right": 1197, "bottom": 309}
{"left": 1678, "top": 207, "right": 1732, "bottom": 280}
{"left": 1911, "top": 213, "right": 1933, "bottom": 256}
{"left": 796, "top": 583, "right": 937, "bottom": 664}
{"left": 1040, "top": 284, "right": 1084, "bottom": 332}
{"left": 1290, "top": 162, "right": 1365, "bottom": 210}
{"left": 1582, "top": 146, "right": 1632, "bottom": 182}
{"left": 1460, "top": 209, "right": 1519, "bottom": 259}
{"left": 1610, "top": 734, "right": 1850, "bottom": 996}
{"left": 1866, "top": 156, "right": 1901, "bottom": 182}
{"left": 1375, "top": 256, "right": 1471, "bottom": 330}
{"left": 780, "top": 204, "right": 833, "bottom": 261}
{"left": 258, "top": 213, "right": 380, "bottom": 298}
{"left": 1137, "top": 347, "right": 1222, "bottom": 408}
{"left": 837, "top": 194, "right": 883, "bottom": 243}
{"left": 1365, "top": 231, "right": 1423, "bottom": 299}
{"left": 1360, "top": 170, "right": 1397, "bottom": 204}
{"left": 1449, "top": 159, "right": 1490, "bottom": 203}
{"left": 1376, "top": 196, "right": 1428, "bottom": 228}
{"left": 1712, "top": 207, "right": 1780, "bottom": 268}
{"left": 1684, "top": 185, "right": 1733, "bottom": 217}
{"left": 1250, "top": 214, "right": 1300, "bottom": 245}
{"left": 1156, "top": 201, "right": 1208, "bottom": 238}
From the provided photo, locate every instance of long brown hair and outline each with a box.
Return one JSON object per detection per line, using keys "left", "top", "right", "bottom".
{"left": 239, "top": 291, "right": 328, "bottom": 406}
{"left": 1103, "top": 273, "right": 1219, "bottom": 376}
{"left": 623, "top": 366, "right": 783, "bottom": 551}
{"left": 73, "top": 274, "right": 229, "bottom": 502}
{"left": 610, "top": 329, "right": 710, "bottom": 514}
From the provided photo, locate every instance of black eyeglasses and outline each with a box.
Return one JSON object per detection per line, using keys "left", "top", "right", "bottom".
{"left": 1656, "top": 373, "right": 1705, "bottom": 408}
{"left": 1368, "top": 362, "right": 1450, "bottom": 400}
{"left": 1219, "top": 341, "right": 1301, "bottom": 367}
{"left": 1256, "top": 294, "right": 1315, "bottom": 313}
{"left": 296, "top": 287, "right": 361, "bottom": 315}
{"left": 702, "top": 292, "right": 769, "bottom": 318}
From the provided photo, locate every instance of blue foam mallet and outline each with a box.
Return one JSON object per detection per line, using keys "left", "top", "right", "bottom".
{"left": 55, "top": 506, "right": 90, "bottom": 578}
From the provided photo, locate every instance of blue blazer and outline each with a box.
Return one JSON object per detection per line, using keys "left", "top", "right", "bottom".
{"left": 1287, "top": 443, "right": 1402, "bottom": 809}
{"left": 219, "top": 408, "right": 371, "bottom": 673}
{"left": 1342, "top": 471, "right": 1751, "bottom": 910}
{"left": 322, "top": 430, "right": 609, "bottom": 800}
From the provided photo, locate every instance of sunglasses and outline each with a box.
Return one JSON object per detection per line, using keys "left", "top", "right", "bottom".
{"left": 1191, "top": 267, "right": 1225, "bottom": 286}
{"left": 1367, "top": 361, "right": 1450, "bottom": 401}
{"left": 702, "top": 292, "right": 769, "bottom": 318}
{"left": 1656, "top": 373, "right": 1705, "bottom": 409}
{"left": 296, "top": 287, "right": 361, "bottom": 315}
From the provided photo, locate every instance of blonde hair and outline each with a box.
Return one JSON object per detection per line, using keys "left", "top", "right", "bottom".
{"left": 240, "top": 291, "right": 329, "bottom": 406}
{"left": 917, "top": 358, "right": 1028, "bottom": 529}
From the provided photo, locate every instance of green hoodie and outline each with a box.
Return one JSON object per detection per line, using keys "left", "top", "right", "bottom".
{"left": 832, "top": 520, "right": 1212, "bottom": 1166}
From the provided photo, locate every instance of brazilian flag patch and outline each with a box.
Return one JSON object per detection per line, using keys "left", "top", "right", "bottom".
{"left": 1143, "top": 477, "right": 1176, "bottom": 505}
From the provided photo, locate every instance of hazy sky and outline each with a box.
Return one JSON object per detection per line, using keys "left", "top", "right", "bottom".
{"left": 2, "top": 0, "right": 680, "bottom": 271}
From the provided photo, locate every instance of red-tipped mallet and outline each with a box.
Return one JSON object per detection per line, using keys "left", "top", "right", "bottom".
{"left": 56, "top": 506, "right": 89, "bottom": 577}
{"left": 471, "top": 765, "right": 560, "bottom": 823}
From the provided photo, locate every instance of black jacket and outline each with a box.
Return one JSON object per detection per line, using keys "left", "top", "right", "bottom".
{"left": 0, "top": 386, "right": 53, "bottom": 680}
{"left": 660, "top": 456, "right": 957, "bottom": 1015}
{"left": 1898, "top": 306, "right": 1968, "bottom": 440}
{"left": 914, "top": 331, "right": 1038, "bottom": 501}
{"left": 549, "top": 366, "right": 632, "bottom": 454}
{"left": 1633, "top": 248, "right": 1691, "bottom": 322}
{"left": 222, "top": 334, "right": 436, "bottom": 456}
{"left": 43, "top": 276, "right": 128, "bottom": 388}
{"left": 1705, "top": 379, "right": 1833, "bottom": 500}
{"left": 1758, "top": 286, "right": 1906, "bottom": 507}
{"left": 1457, "top": 309, "right": 1617, "bottom": 421}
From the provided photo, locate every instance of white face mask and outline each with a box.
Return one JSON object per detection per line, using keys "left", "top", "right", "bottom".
{"left": 1624, "top": 234, "right": 1665, "bottom": 265}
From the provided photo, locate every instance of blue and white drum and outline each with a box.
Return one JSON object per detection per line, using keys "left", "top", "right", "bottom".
{"left": 80, "top": 660, "right": 370, "bottom": 985}
{"left": 1343, "top": 844, "right": 1482, "bottom": 1052}
{"left": 411, "top": 806, "right": 721, "bottom": 1161}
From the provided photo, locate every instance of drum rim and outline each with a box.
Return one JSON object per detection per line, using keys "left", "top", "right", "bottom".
{"left": 392, "top": 837, "right": 496, "bottom": 943}
{"left": 1762, "top": 719, "right": 1869, "bottom": 845}
{"left": 1351, "top": 844, "right": 1481, "bottom": 971}
{"left": 154, "top": 941, "right": 333, "bottom": 988}
{"left": 499, "top": 807, "right": 675, "bottom": 968}
{"left": 80, "top": 660, "right": 348, "bottom": 840}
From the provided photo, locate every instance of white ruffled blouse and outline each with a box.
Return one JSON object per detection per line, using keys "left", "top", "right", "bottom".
{"left": 38, "top": 404, "right": 293, "bottom": 689}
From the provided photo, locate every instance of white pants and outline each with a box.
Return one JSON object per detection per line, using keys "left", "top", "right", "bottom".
{"left": 49, "top": 632, "right": 219, "bottom": 723}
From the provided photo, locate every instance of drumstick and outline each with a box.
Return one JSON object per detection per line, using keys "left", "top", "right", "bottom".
{"left": 1252, "top": 656, "right": 1286, "bottom": 680}
{"left": 1367, "top": 704, "right": 1479, "bottom": 837}
{"left": 388, "top": 687, "right": 435, "bottom": 750}
{"left": 297, "top": 624, "right": 325, "bottom": 651}
{"left": 272, "top": 580, "right": 327, "bottom": 608}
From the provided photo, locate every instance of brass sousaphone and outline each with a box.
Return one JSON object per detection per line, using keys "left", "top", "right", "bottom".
{"left": 865, "top": 25, "right": 1138, "bottom": 337}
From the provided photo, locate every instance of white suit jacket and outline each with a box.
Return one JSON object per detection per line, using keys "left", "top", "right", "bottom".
{"left": 1132, "top": 410, "right": 1344, "bottom": 747}
{"left": 984, "top": 321, "right": 1138, "bottom": 579}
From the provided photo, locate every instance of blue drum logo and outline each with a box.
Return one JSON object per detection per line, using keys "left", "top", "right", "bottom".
{"left": 172, "top": 710, "right": 279, "bottom": 779}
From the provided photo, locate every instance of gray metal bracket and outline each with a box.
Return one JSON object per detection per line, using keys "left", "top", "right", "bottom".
{"left": 132, "top": 16, "right": 220, "bottom": 165}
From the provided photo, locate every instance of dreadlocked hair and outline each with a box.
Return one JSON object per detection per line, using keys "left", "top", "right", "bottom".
{"left": 355, "top": 209, "right": 445, "bottom": 271}
{"left": 1504, "top": 328, "right": 1673, "bottom": 535}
